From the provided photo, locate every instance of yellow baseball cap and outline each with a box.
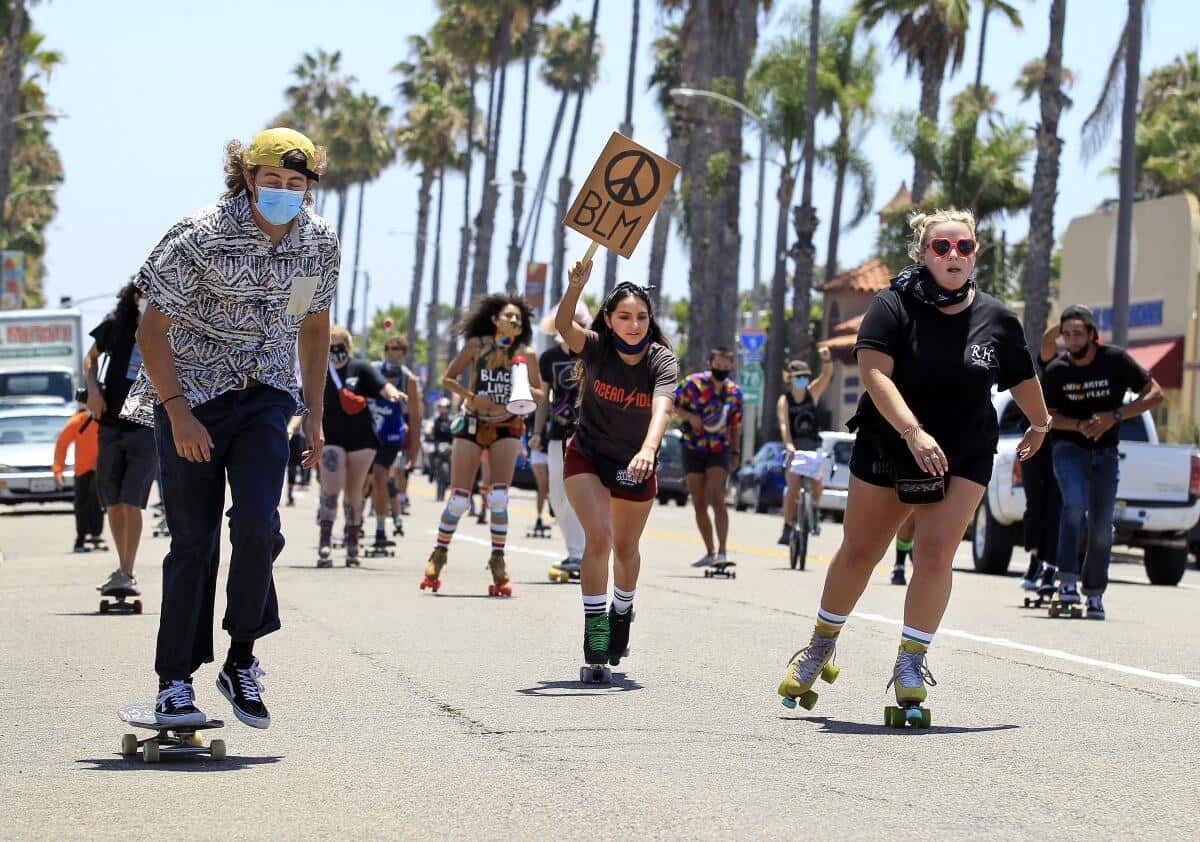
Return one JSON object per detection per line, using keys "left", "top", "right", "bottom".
{"left": 247, "top": 127, "right": 320, "bottom": 181}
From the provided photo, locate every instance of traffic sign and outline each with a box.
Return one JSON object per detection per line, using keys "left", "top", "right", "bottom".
{"left": 738, "top": 327, "right": 765, "bottom": 356}
{"left": 740, "top": 362, "right": 764, "bottom": 406}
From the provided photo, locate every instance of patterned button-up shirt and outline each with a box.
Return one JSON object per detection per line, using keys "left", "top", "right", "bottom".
{"left": 120, "top": 193, "right": 339, "bottom": 426}
{"left": 674, "top": 371, "right": 745, "bottom": 454}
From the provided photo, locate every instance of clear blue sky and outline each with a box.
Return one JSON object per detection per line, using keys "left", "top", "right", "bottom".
{"left": 32, "top": 0, "right": 1200, "bottom": 334}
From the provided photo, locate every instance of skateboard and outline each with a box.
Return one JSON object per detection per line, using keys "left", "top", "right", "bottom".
{"left": 1048, "top": 595, "right": 1083, "bottom": 619}
{"left": 548, "top": 564, "right": 580, "bottom": 584}
{"left": 363, "top": 542, "right": 395, "bottom": 559}
{"left": 152, "top": 518, "right": 170, "bottom": 538}
{"left": 527, "top": 519, "right": 552, "bottom": 539}
{"left": 884, "top": 703, "right": 932, "bottom": 729}
{"left": 118, "top": 703, "right": 226, "bottom": 763}
{"left": 99, "top": 587, "right": 142, "bottom": 615}
{"left": 1022, "top": 586, "right": 1056, "bottom": 609}
{"left": 84, "top": 536, "right": 109, "bottom": 552}
{"left": 579, "top": 663, "right": 611, "bottom": 684}
{"left": 704, "top": 561, "right": 737, "bottom": 579}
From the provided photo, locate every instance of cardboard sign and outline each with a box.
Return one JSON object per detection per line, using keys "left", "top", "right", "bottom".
{"left": 562, "top": 132, "right": 680, "bottom": 259}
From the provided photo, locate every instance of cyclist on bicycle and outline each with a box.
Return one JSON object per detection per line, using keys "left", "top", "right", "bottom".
{"left": 777, "top": 346, "right": 833, "bottom": 546}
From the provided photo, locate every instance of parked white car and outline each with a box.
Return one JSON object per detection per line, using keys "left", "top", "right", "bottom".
{"left": 817, "top": 431, "right": 855, "bottom": 519}
{"left": 973, "top": 391, "right": 1200, "bottom": 585}
{"left": 0, "top": 403, "right": 77, "bottom": 505}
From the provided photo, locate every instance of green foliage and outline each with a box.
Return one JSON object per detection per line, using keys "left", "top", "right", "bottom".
{"left": 647, "top": 22, "right": 683, "bottom": 118}
{"left": 539, "top": 13, "right": 602, "bottom": 94}
{"left": 1133, "top": 51, "right": 1200, "bottom": 199}
{"left": 364, "top": 302, "right": 458, "bottom": 364}
{"left": 705, "top": 151, "right": 733, "bottom": 199}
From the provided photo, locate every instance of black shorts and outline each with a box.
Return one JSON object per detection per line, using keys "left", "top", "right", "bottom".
{"left": 96, "top": 425, "right": 157, "bottom": 508}
{"left": 373, "top": 444, "right": 401, "bottom": 469}
{"left": 849, "top": 431, "right": 993, "bottom": 490}
{"left": 452, "top": 414, "right": 523, "bottom": 448}
{"left": 682, "top": 447, "right": 731, "bottom": 475}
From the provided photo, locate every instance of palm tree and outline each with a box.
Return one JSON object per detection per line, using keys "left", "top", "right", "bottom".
{"left": 395, "top": 36, "right": 468, "bottom": 358}
{"left": 819, "top": 11, "right": 878, "bottom": 284}
{"left": 855, "top": 0, "right": 971, "bottom": 204}
{"left": 1021, "top": 0, "right": 1068, "bottom": 350}
{"left": 1081, "top": 0, "right": 1144, "bottom": 346}
{"left": 675, "top": 0, "right": 764, "bottom": 371}
{"left": 520, "top": 12, "right": 600, "bottom": 302}
{"left": 550, "top": 0, "right": 602, "bottom": 307}
{"left": 789, "top": 0, "right": 822, "bottom": 363}
{"left": 283, "top": 49, "right": 354, "bottom": 218}
{"left": 645, "top": 21, "right": 684, "bottom": 312}
{"left": 1133, "top": 51, "right": 1200, "bottom": 199}
{"left": 0, "top": 0, "right": 31, "bottom": 229}
{"left": 603, "top": 0, "right": 642, "bottom": 296}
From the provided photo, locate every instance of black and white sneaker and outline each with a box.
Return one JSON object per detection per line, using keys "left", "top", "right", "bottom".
{"left": 216, "top": 658, "right": 271, "bottom": 729}
{"left": 154, "top": 679, "right": 206, "bottom": 726}
{"left": 1020, "top": 555, "right": 1042, "bottom": 591}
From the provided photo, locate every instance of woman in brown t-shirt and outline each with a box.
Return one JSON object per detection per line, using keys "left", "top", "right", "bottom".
{"left": 555, "top": 259, "right": 679, "bottom": 682}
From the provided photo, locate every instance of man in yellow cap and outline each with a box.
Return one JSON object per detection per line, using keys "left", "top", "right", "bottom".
{"left": 121, "top": 127, "right": 339, "bottom": 729}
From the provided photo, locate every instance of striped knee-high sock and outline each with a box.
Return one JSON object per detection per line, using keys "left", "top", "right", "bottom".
{"left": 436, "top": 490, "right": 470, "bottom": 549}
{"left": 814, "top": 606, "right": 848, "bottom": 639}
{"left": 489, "top": 485, "right": 508, "bottom": 552}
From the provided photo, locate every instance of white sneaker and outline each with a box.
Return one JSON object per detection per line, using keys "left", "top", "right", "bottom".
{"left": 691, "top": 554, "right": 715, "bottom": 568}
{"left": 715, "top": 553, "right": 729, "bottom": 564}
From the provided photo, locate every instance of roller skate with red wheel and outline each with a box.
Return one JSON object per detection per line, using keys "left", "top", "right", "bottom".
{"left": 487, "top": 551, "right": 512, "bottom": 597}
{"left": 884, "top": 640, "right": 935, "bottom": 728}
{"left": 420, "top": 546, "right": 447, "bottom": 592}
{"left": 777, "top": 632, "right": 839, "bottom": 710}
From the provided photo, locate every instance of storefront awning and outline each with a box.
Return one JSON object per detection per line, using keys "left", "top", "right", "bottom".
{"left": 1127, "top": 337, "right": 1184, "bottom": 389}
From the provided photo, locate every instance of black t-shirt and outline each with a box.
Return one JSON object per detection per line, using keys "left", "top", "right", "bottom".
{"left": 323, "top": 358, "right": 387, "bottom": 448}
{"left": 574, "top": 330, "right": 679, "bottom": 464}
{"left": 89, "top": 312, "right": 141, "bottom": 431}
{"left": 852, "top": 288, "right": 1035, "bottom": 458}
{"left": 786, "top": 391, "right": 821, "bottom": 451}
{"left": 539, "top": 342, "right": 581, "bottom": 441}
{"left": 1042, "top": 345, "right": 1150, "bottom": 449}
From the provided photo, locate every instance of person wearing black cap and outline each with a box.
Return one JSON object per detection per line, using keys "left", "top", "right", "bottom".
{"left": 124, "top": 127, "right": 337, "bottom": 729}
{"left": 1041, "top": 305, "right": 1163, "bottom": 619}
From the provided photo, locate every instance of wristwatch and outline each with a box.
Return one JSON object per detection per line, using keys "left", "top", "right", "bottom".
{"left": 1112, "top": 408, "right": 1123, "bottom": 423}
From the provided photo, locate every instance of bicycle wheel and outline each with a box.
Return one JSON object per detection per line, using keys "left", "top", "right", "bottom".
{"left": 794, "top": 507, "right": 809, "bottom": 570}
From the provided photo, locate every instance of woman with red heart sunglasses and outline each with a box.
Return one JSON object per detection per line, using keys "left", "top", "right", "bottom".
{"left": 776, "top": 207, "right": 1051, "bottom": 727}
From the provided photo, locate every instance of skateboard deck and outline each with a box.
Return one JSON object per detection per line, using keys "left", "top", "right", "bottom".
{"left": 704, "top": 561, "right": 737, "bottom": 579}
{"left": 99, "top": 587, "right": 143, "bottom": 614}
{"left": 548, "top": 565, "right": 580, "bottom": 583}
{"left": 118, "top": 703, "right": 226, "bottom": 763}
{"left": 527, "top": 522, "right": 552, "bottom": 539}
{"left": 1048, "top": 596, "right": 1083, "bottom": 619}
{"left": 579, "top": 663, "right": 611, "bottom": 684}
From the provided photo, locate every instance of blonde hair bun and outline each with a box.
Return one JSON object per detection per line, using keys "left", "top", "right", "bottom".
{"left": 906, "top": 207, "right": 977, "bottom": 261}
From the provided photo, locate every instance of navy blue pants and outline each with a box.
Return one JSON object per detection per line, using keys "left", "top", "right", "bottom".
{"left": 1052, "top": 440, "right": 1120, "bottom": 596}
{"left": 153, "top": 385, "right": 293, "bottom": 680}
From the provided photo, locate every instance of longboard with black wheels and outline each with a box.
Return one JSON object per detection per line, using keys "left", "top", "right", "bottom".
{"left": 118, "top": 704, "right": 226, "bottom": 763}
{"left": 99, "top": 587, "right": 142, "bottom": 615}
{"left": 704, "top": 561, "right": 736, "bottom": 579}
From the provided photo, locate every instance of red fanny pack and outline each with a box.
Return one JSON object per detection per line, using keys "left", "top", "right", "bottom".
{"left": 329, "top": 363, "right": 368, "bottom": 415}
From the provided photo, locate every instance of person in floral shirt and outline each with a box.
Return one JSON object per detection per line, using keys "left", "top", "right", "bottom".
{"left": 674, "top": 347, "right": 743, "bottom": 568}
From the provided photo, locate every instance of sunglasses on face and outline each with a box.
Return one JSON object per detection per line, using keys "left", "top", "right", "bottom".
{"left": 927, "top": 238, "right": 977, "bottom": 257}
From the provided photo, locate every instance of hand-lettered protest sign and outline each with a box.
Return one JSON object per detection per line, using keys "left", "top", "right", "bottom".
{"left": 563, "top": 132, "right": 680, "bottom": 260}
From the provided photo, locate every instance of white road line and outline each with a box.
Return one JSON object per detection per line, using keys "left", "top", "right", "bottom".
{"left": 432, "top": 530, "right": 1200, "bottom": 691}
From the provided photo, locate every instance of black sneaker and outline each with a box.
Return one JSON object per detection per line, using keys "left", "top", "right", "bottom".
{"left": 73, "top": 538, "right": 88, "bottom": 553}
{"left": 891, "top": 564, "right": 907, "bottom": 586}
{"left": 155, "top": 679, "right": 206, "bottom": 726}
{"left": 216, "top": 658, "right": 271, "bottom": 729}
{"left": 777, "top": 524, "right": 792, "bottom": 546}
{"left": 1020, "top": 555, "right": 1042, "bottom": 591}
{"left": 1086, "top": 594, "right": 1106, "bottom": 620}
{"left": 608, "top": 608, "right": 634, "bottom": 666}
{"left": 583, "top": 614, "right": 610, "bottom": 665}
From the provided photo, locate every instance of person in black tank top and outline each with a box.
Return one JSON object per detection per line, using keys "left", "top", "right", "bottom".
{"left": 420, "top": 293, "right": 544, "bottom": 596}
{"left": 775, "top": 348, "right": 833, "bottom": 546}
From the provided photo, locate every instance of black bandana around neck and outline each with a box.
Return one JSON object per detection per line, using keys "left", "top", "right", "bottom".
{"left": 891, "top": 264, "right": 974, "bottom": 308}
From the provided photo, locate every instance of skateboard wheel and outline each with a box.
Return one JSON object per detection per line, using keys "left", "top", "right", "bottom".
{"left": 134, "top": 600, "right": 143, "bottom": 614}
{"left": 210, "top": 739, "right": 227, "bottom": 761}
{"left": 143, "top": 742, "right": 160, "bottom": 763}
{"left": 99, "top": 600, "right": 109, "bottom": 613}
{"left": 704, "top": 570, "right": 712, "bottom": 578}
{"left": 121, "top": 733, "right": 138, "bottom": 756}
{"left": 780, "top": 696, "right": 797, "bottom": 709}
{"left": 798, "top": 690, "right": 819, "bottom": 710}
{"left": 731, "top": 571, "right": 737, "bottom": 579}
{"left": 821, "top": 664, "right": 840, "bottom": 684}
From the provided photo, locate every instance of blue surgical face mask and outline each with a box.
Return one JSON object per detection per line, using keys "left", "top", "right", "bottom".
{"left": 612, "top": 332, "right": 652, "bottom": 355}
{"left": 793, "top": 377, "right": 810, "bottom": 391}
{"left": 255, "top": 185, "right": 306, "bottom": 226}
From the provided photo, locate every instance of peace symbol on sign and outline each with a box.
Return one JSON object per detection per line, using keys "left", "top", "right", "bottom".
{"left": 603, "top": 150, "right": 661, "bottom": 207}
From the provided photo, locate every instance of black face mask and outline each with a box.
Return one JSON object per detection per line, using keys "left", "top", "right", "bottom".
{"left": 711, "top": 368, "right": 731, "bottom": 382}
{"left": 330, "top": 344, "right": 349, "bottom": 365}
{"left": 891, "top": 264, "right": 974, "bottom": 308}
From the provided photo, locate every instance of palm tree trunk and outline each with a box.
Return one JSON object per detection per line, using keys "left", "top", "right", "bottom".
{"left": 646, "top": 127, "right": 682, "bottom": 314}
{"left": 346, "top": 181, "right": 366, "bottom": 339}
{"left": 0, "top": 0, "right": 29, "bottom": 225}
{"left": 678, "top": 0, "right": 758, "bottom": 371}
{"left": 408, "top": 167, "right": 434, "bottom": 355}
{"left": 505, "top": 7, "right": 537, "bottom": 297}
{"left": 823, "top": 154, "right": 848, "bottom": 285}
{"left": 973, "top": 2, "right": 991, "bottom": 100}
{"left": 428, "top": 170, "right": 447, "bottom": 408}
{"left": 551, "top": 0, "right": 600, "bottom": 307}
{"left": 912, "top": 59, "right": 945, "bottom": 205}
{"left": 523, "top": 92, "right": 570, "bottom": 263}
{"left": 452, "top": 71, "right": 478, "bottom": 356}
{"left": 472, "top": 11, "right": 514, "bottom": 300}
{"left": 334, "top": 187, "right": 349, "bottom": 322}
{"left": 1022, "top": 0, "right": 1067, "bottom": 351}
{"left": 1111, "top": 0, "right": 1142, "bottom": 347}
{"left": 763, "top": 167, "right": 796, "bottom": 442}
{"left": 789, "top": 0, "right": 821, "bottom": 363}
{"left": 604, "top": 0, "right": 641, "bottom": 296}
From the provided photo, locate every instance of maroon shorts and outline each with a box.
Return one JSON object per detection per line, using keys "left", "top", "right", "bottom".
{"left": 563, "top": 437, "right": 657, "bottom": 503}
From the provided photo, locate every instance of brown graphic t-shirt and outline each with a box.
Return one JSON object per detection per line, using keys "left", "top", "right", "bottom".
{"left": 574, "top": 330, "right": 679, "bottom": 465}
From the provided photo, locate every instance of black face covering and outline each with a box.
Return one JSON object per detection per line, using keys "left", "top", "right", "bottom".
{"left": 711, "top": 368, "right": 731, "bottom": 382}
{"left": 891, "top": 264, "right": 974, "bottom": 308}
{"left": 330, "top": 345, "right": 350, "bottom": 365}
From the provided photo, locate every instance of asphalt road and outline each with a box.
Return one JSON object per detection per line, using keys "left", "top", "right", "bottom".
{"left": 2, "top": 477, "right": 1198, "bottom": 840}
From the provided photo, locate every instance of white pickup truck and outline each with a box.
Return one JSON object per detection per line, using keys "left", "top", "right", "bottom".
{"left": 972, "top": 391, "right": 1200, "bottom": 585}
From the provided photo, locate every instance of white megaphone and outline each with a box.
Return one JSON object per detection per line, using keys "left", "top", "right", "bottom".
{"left": 506, "top": 356, "right": 537, "bottom": 416}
